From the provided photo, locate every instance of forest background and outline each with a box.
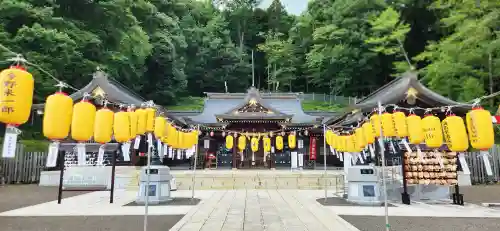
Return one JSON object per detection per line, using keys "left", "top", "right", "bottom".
{"left": 0, "top": 0, "right": 499, "bottom": 112}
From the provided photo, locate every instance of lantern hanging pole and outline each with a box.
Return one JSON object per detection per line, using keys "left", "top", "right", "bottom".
{"left": 191, "top": 124, "right": 200, "bottom": 200}
{"left": 143, "top": 132, "right": 152, "bottom": 231}
{"left": 377, "top": 101, "right": 390, "bottom": 231}
{"left": 322, "top": 124, "right": 328, "bottom": 201}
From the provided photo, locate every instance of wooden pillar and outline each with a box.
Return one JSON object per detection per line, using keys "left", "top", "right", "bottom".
{"left": 232, "top": 139, "right": 238, "bottom": 169}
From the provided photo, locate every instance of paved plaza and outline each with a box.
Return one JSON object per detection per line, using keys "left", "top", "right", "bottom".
{"left": 2, "top": 185, "right": 500, "bottom": 231}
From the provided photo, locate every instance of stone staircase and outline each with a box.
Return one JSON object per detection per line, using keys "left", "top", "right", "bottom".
{"left": 121, "top": 169, "right": 344, "bottom": 191}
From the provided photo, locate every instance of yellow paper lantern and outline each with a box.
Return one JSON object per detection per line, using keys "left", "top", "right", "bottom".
{"left": 466, "top": 107, "right": 495, "bottom": 150}
{"left": 329, "top": 132, "right": 337, "bottom": 148}
{"left": 71, "top": 100, "right": 96, "bottom": 142}
{"left": 442, "top": 115, "right": 469, "bottom": 152}
{"left": 251, "top": 137, "right": 259, "bottom": 152}
{"left": 113, "top": 111, "right": 131, "bottom": 143}
{"left": 276, "top": 135, "right": 284, "bottom": 150}
{"left": 178, "top": 131, "right": 186, "bottom": 149}
{"left": 392, "top": 111, "right": 408, "bottom": 137}
{"left": 0, "top": 66, "right": 34, "bottom": 125}
{"left": 43, "top": 92, "right": 73, "bottom": 140}
{"left": 326, "top": 130, "right": 333, "bottom": 146}
{"left": 362, "top": 123, "right": 375, "bottom": 144}
{"left": 338, "top": 136, "right": 347, "bottom": 152}
{"left": 422, "top": 114, "right": 443, "bottom": 148}
{"left": 225, "top": 135, "right": 234, "bottom": 149}
{"left": 145, "top": 108, "right": 156, "bottom": 132}
{"left": 370, "top": 114, "right": 382, "bottom": 137}
{"left": 238, "top": 135, "right": 246, "bottom": 151}
{"left": 94, "top": 108, "right": 114, "bottom": 144}
{"left": 169, "top": 128, "right": 179, "bottom": 149}
{"left": 263, "top": 137, "right": 271, "bottom": 152}
{"left": 406, "top": 114, "right": 424, "bottom": 144}
{"left": 345, "top": 135, "right": 356, "bottom": 152}
{"left": 136, "top": 108, "right": 147, "bottom": 135}
{"left": 153, "top": 117, "right": 166, "bottom": 139}
{"left": 381, "top": 112, "right": 396, "bottom": 137}
{"left": 129, "top": 109, "right": 138, "bottom": 139}
{"left": 288, "top": 133, "right": 296, "bottom": 149}
{"left": 355, "top": 128, "right": 366, "bottom": 151}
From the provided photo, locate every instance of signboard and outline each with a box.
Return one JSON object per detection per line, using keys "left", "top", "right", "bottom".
{"left": 309, "top": 137, "right": 317, "bottom": 160}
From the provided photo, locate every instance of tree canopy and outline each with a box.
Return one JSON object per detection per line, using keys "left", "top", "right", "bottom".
{"left": 0, "top": 0, "right": 498, "bottom": 106}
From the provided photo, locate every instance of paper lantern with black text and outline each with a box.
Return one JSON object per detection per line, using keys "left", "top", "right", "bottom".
{"left": 0, "top": 66, "right": 34, "bottom": 125}
{"left": 381, "top": 112, "right": 396, "bottom": 137}
{"left": 422, "top": 115, "right": 443, "bottom": 148}
{"left": 392, "top": 111, "right": 408, "bottom": 137}
{"left": 466, "top": 107, "right": 495, "bottom": 150}
{"left": 442, "top": 115, "right": 468, "bottom": 152}
{"left": 276, "top": 135, "right": 284, "bottom": 150}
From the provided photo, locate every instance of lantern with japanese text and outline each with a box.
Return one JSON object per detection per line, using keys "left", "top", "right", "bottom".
{"left": 129, "top": 109, "right": 138, "bottom": 139}
{"left": 276, "top": 135, "right": 284, "bottom": 150}
{"left": 43, "top": 92, "right": 73, "bottom": 140}
{"left": 381, "top": 112, "right": 396, "bottom": 137}
{"left": 442, "top": 115, "right": 469, "bottom": 152}
{"left": 407, "top": 114, "right": 424, "bottom": 144}
{"left": 288, "top": 133, "right": 296, "bottom": 149}
{"left": 145, "top": 108, "right": 156, "bottom": 132}
{"left": 466, "top": 107, "right": 495, "bottom": 150}
{"left": 238, "top": 135, "right": 246, "bottom": 151}
{"left": 71, "top": 100, "right": 96, "bottom": 142}
{"left": 337, "top": 136, "right": 346, "bottom": 152}
{"left": 153, "top": 116, "right": 166, "bottom": 139}
{"left": 94, "top": 108, "right": 114, "bottom": 144}
{"left": 135, "top": 108, "right": 147, "bottom": 135}
{"left": 355, "top": 128, "right": 366, "bottom": 151}
{"left": 392, "top": 111, "right": 408, "bottom": 138}
{"left": 362, "top": 123, "right": 375, "bottom": 144}
{"left": 251, "top": 137, "right": 259, "bottom": 152}
{"left": 113, "top": 111, "right": 131, "bottom": 143}
{"left": 225, "top": 135, "right": 234, "bottom": 149}
{"left": 422, "top": 114, "right": 443, "bottom": 148}
{"left": 0, "top": 66, "right": 34, "bottom": 125}
{"left": 263, "top": 137, "right": 271, "bottom": 152}
{"left": 370, "top": 114, "right": 382, "bottom": 137}
{"left": 345, "top": 135, "right": 356, "bottom": 152}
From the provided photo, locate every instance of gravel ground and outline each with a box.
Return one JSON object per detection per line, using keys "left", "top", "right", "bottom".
{"left": 341, "top": 215, "right": 500, "bottom": 231}
{"left": 0, "top": 215, "right": 184, "bottom": 231}
{"left": 460, "top": 185, "right": 500, "bottom": 205}
{"left": 0, "top": 185, "right": 89, "bottom": 213}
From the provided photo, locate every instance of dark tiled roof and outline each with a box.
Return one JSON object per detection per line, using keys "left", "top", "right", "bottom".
{"left": 324, "top": 71, "right": 472, "bottom": 126}
{"left": 351, "top": 71, "right": 470, "bottom": 112}
{"left": 186, "top": 87, "right": 322, "bottom": 124}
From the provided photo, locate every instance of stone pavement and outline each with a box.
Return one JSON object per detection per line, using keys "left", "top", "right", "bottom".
{"left": 171, "top": 190, "right": 359, "bottom": 231}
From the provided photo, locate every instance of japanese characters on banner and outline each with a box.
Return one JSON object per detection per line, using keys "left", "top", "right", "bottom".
{"left": 309, "top": 136, "right": 317, "bottom": 160}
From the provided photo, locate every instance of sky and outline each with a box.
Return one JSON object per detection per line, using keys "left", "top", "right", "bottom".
{"left": 258, "top": 0, "right": 309, "bottom": 15}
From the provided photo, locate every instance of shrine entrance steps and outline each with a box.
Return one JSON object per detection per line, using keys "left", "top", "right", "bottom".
{"left": 123, "top": 169, "right": 345, "bottom": 190}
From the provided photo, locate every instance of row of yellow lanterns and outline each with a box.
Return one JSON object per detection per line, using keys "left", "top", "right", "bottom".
{"left": 42, "top": 91, "right": 197, "bottom": 149}
{"left": 326, "top": 107, "right": 494, "bottom": 152}
{"left": 225, "top": 133, "right": 297, "bottom": 152}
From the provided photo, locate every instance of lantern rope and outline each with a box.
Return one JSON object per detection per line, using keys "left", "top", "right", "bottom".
{"left": 0, "top": 42, "right": 79, "bottom": 91}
